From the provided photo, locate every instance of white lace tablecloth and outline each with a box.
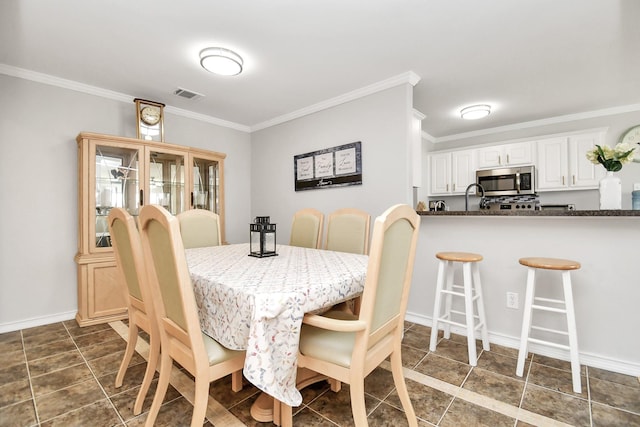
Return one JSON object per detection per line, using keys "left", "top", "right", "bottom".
{"left": 185, "top": 243, "right": 368, "bottom": 406}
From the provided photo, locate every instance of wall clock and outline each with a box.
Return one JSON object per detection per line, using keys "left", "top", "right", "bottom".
{"left": 134, "top": 98, "right": 165, "bottom": 141}
{"left": 619, "top": 125, "right": 640, "bottom": 162}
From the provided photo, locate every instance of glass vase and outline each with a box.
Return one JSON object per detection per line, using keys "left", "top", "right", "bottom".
{"left": 599, "top": 171, "right": 621, "bottom": 210}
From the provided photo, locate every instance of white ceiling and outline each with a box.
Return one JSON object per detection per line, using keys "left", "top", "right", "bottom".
{"left": 2, "top": 0, "right": 639, "bottom": 140}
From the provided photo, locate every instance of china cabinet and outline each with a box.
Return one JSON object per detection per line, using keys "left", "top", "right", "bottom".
{"left": 74, "top": 132, "right": 226, "bottom": 325}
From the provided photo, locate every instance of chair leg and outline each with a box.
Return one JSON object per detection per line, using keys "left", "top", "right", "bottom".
{"left": 231, "top": 369, "right": 243, "bottom": 392}
{"left": 115, "top": 321, "right": 138, "bottom": 388}
{"left": 390, "top": 349, "right": 418, "bottom": 427}
{"left": 472, "top": 263, "right": 490, "bottom": 351}
{"left": 443, "top": 261, "right": 455, "bottom": 339}
{"left": 190, "top": 377, "right": 209, "bottom": 427}
{"left": 349, "top": 377, "right": 367, "bottom": 427}
{"left": 516, "top": 268, "right": 536, "bottom": 377}
{"left": 429, "top": 260, "right": 446, "bottom": 351}
{"left": 280, "top": 402, "right": 293, "bottom": 427}
{"left": 562, "top": 271, "right": 581, "bottom": 393}
{"left": 133, "top": 332, "right": 159, "bottom": 415}
{"left": 463, "top": 262, "right": 478, "bottom": 366}
{"left": 144, "top": 352, "right": 172, "bottom": 427}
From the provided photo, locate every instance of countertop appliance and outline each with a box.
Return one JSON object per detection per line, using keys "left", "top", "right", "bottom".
{"left": 481, "top": 195, "right": 539, "bottom": 211}
{"left": 476, "top": 165, "right": 535, "bottom": 196}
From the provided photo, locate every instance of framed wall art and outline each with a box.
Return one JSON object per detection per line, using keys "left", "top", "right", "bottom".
{"left": 294, "top": 141, "right": 362, "bottom": 191}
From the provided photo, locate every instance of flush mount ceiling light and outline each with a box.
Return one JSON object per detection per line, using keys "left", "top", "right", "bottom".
{"left": 199, "top": 47, "right": 243, "bottom": 76}
{"left": 460, "top": 104, "right": 491, "bottom": 120}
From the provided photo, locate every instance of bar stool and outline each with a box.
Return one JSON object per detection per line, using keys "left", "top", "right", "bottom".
{"left": 429, "top": 252, "right": 490, "bottom": 366}
{"left": 516, "top": 257, "right": 582, "bottom": 393}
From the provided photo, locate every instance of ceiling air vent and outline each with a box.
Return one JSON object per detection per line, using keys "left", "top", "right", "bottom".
{"left": 173, "top": 87, "right": 204, "bottom": 100}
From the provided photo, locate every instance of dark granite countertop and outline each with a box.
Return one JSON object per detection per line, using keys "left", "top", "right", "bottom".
{"left": 417, "top": 209, "right": 640, "bottom": 217}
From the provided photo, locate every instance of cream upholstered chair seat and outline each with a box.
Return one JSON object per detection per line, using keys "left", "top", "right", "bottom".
{"left": 107, "top": 207, "right": 159, "bottom": 416}
{"left": 139, "top": 205, "right": 244, "bottom": 427}
{"left": 177, "top": 208, "right": 222, "bottom": 248}
{"left": 294, "top": 204, "right": 421, "bottom": 427}
{"left": 289, "top": 208, "right": 324, "bottom": 249}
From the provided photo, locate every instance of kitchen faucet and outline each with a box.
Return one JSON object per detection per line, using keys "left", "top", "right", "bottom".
{"left": 465, "top": 183, "right": 485, "bottom": 211}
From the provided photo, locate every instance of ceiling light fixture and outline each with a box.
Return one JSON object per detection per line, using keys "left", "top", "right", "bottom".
{"left": 199, "top": 47, "right": 243, "bottom": 76}
{"left": 460, "top": 104, "right": 491, "bottom": 120}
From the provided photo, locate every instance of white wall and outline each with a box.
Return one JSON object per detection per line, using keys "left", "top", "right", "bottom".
{"left": 0, "top": 75, "right": 251, "bottom": 330}
{"left": 250, "top": 84, "right": 415, "bottom": 240}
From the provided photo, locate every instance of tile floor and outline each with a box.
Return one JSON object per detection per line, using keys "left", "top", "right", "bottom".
{"left": 1, "top": 320, "right": 639, "bottom": 426}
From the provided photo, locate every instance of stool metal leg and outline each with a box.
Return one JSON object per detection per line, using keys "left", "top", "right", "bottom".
{"left": 429, "top": 260, "right": 446, "bottom": 352}
{"left": 516, "top": 267, "right": 536, "bottom": 377}
{"left": 563, "top": 270, "right": 581, "bottom": 393}
{"left": 463, "top": 262, "right": 477, "bottom": 366}
{"left": 472, "top": 263, "right": 490, "bottom": 351}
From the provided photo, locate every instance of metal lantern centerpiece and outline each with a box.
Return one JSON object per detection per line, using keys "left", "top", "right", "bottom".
{"left": 249, "top": 216, "right": 278, "bottom": 258}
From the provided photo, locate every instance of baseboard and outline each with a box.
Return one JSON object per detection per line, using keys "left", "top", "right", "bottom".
{"left": 0, "top": 310, "right": 77, "bottom": 334}
{"left": 405, "top": 311, "right": 640, "bottom": 377}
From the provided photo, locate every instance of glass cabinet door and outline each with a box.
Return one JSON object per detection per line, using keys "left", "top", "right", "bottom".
{"left": 191, "top": 155, "right": 221, "bottom": 212}
{"left": 93, "top": 143, "right": 141, "bottom": 249}
{"left": 145, "top": 148, "right": 186, "bottom": 215}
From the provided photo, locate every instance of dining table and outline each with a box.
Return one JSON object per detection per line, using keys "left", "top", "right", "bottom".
{"left": 185, "top": 243, "right": 369, "bottom": 408}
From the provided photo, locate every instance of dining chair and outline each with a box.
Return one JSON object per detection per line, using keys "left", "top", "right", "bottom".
{"left": 107, "top": 207, "right": 159, "bottom": 416}
{"left": 295, "top": 204, "right": 421, "bottom": 427}
{"left": 176, "top": 208, "right": 222, "bottom": 248}
{"left": 325, "top": 208, "right": 371, "bottom": 255}
{"left": 138, "top": 205, "right": 245, "bottom": 427}
{"left": 289, "top": 208, "right": 324, "bottom": 249}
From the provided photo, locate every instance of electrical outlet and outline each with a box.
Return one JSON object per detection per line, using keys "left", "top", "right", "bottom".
{"left": 506, "top": 292, "right": 519, "bottom": 309}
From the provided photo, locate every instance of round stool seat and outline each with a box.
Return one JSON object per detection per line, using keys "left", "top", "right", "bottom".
{"left": 519, "top": 257, "right": 580, "bottom": 271}
{"left": 436, "top": 252, "right": 483, "bottom": 263}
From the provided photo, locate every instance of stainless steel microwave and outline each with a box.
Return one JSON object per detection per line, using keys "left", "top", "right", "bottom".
{"left": 476, "top": 165, "right": 536, "bottom": 196}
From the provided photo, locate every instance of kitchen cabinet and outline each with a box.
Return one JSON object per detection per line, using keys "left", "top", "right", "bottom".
{"left": 536, "top": 132, "right": 606, "bottom": 191}
{"left": 429, "top": 149, "right": 476, "bottom": 195}
{"left": 477, "top": 141, "right": 534, "bottom": 169}
{"left": 75, "top": 132, "right": 226, "bottom": 326}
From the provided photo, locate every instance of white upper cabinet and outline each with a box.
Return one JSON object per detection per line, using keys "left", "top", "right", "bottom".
{"left": 477, "top": 141, "right": 534, "bottom": 169}
{"left": 429, "top": 149, "right": 476, "bottom": 195}
{"left": 568, "top": 132, "right": 607, "bottom": 188}
{"left": 536, "top": 131, "right": 606, "bottom": 191}
{"left": 430, "top": 152, "right": 451, "bottom": 195}
{"left": 451, "top": 150, "right": 477, "bottom": 193}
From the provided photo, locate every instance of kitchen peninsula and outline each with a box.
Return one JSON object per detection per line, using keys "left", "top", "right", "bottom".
{"left": 406, "top": 209, "right": 640, "bottom": 378}
{"left": 418, "top": 209, "right": 640, "bottom": 217}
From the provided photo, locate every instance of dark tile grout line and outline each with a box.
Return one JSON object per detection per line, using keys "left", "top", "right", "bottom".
{"left": 21, "top": 330, "right": 40, "bottom": 427}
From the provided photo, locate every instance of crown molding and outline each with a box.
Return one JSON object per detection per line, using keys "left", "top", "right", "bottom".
{"left": 164, "top": 106, "right": 251, "bottom": 132}
{"left": 432, "top": 103, "right": 640, "bottom": 143}
{"left": 0, "top": 63, "right": 132, "bottom": 103}
{"left": 250, "top": 71, "right": 422, "bottom": 132}
{"left": 0, "top": 63, "right": 251, "bottom": 132}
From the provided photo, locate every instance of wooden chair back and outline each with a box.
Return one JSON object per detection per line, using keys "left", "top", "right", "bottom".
{"left": 139, "top": 205, "right": 244, "bottom": 427}
{"left": 107, "top": 207, "right": 159, "bottom": 415}
{"left": 289, "top": 208, "right": 324, "bottom": 249}
{"left": 177, "top": 208, "right": 222, "bottom": 248}
{"left": 325, "top": 208, "right": 371, "bottom": 255}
